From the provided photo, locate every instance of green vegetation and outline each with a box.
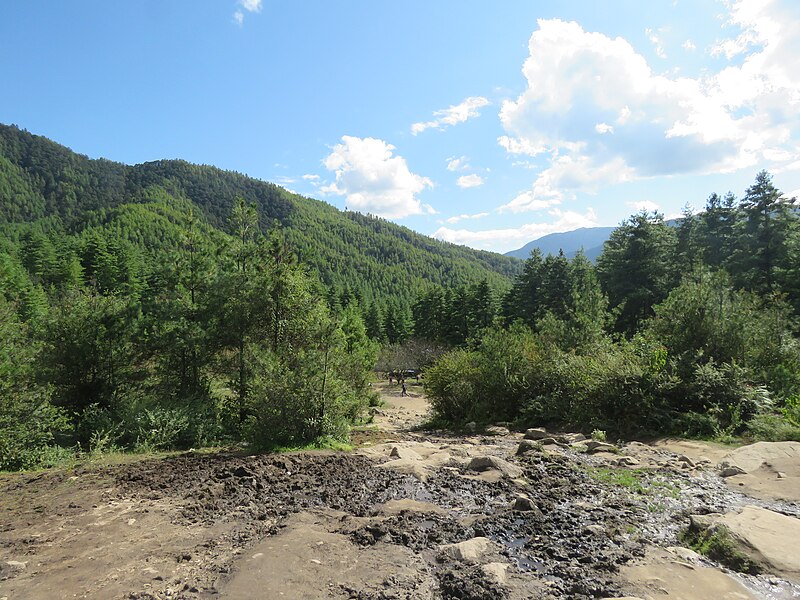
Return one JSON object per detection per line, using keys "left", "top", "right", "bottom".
{"left": 424, "top": 171, "right": 800, "bottom": 441}
{"left": 0, "top": 124, "right": 522, "bottom": 470}
{"left": 680, "top": 525, "right": 760, "bottom": 574}
{"left": 3, "top": 123, "right": 800, "bottom": 470}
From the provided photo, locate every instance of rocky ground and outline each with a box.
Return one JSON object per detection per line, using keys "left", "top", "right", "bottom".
{"left": 1, "top": 381, "right": 800, "bottom": 599}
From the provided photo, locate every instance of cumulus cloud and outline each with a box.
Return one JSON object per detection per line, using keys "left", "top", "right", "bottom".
{"left": 432, "top": 209, "right": 599, "bottom": 252}
{"left": 682, "top": 39, "right": 696, "bottom": 51}
{"left": 302, "top": 174, "right": 320, "bottom": 181}
{"left": 499, "top": 154, "right": 634, "bottom": 213}
{"left": 321, "top": 136, "right": 433, "bottom": 219}
{"left": 456, "top": 174, "right": 484, "bottom": 188}
{"left": 412, "top": 96, "right": 490, "bottom": 135}
{"left": 498, "top": 9, "right": 800, "bottom": 206}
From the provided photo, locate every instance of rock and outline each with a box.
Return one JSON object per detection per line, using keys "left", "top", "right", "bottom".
{"left": 678, "top": 455, "right": 695, "bottom": 467}
{"left": 559, "top": 433, "right": 588, "bottom": 444}
{"left": 511, "top": 495, "right": 538, "bottom": 512}
{"left": 689, "top": 513, "right": 722, "bottom": 531}
{"left": 666, "top": 546, "right": 704, "bottom": 563}
{"left": 723, "top": 441, "right": 800, "bottom": 474}
{"left": 516, "top": 440, "right": 542, "bottom": 455}
{"left": 464, "top": 421, "right": 477, "bottom": 433}
{"left": 481, "top": 562, "right": 509, "bottom": 584}
{"left": 720, "top": 465, "right": 747, "bottom": 477}
{"left": 5, "top": 561, "right": 27, "bottom": 571}
{"left": 524, "top": 427, "right": 548, "bottom": 440}
{"left": 389, "top": 446, "right": 423, "bottom": 461}
{"left": 439, "top": 537, "right": 496, "bottom": 563}
{"left": 466, "top": 456, "right": 524, "bottom": 479}
{"left": 615, "top": 456, "right": 640, "bottom": 467}
{"left": 716, "top": 505, "right": 800, "bottom": 580}
{"left": 485, "top": 425, "right": 510, "bottom": 436}
{"left": 585, "top": 441, "right": 617, "bottom": 454}
{"left": 777, "top": 471, "right": 787, "bottom": 479}
{"left": 583, "top": 524, "right": 606, "bottom": 536}
{"left": 540, "top": 437, "right": 561, "bottom": 446}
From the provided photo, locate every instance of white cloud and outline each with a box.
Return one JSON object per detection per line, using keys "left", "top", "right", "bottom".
{"left": 432, "top": 209, "right": 599, "bottom": 252}
{"left": 627, "top": 200, "right": 661, "bottom": 212}
{"left": 682, "top": 39, "right": 696, "bottom": 51}
{"left": 233, "top": 0, "right": 261, "bottom": 24}
{"left": 447, "top": 156, "right": 469, "bottom": 171}
{"left": 497, "top": 135, "right": 546, "bottom": 156}
{"left": 456, "top": 174, "right": 484, "bottom": 188}
{"left": 302, "top": 174, "right": 320, "bottom": 181}
{"left": 499, "top": 153, "right": 633, "bottom": 213}
{"left": 411, "top": 96, "right": 490, "bottom": 135}
{"left": 497, "top": 10, "right": 800, "bottom": 206}
{"left": 645, "top": 27, "right": 667, "bottom": 59}
{"left": 240, "top": 0, "right": 262, "bottom": 12}
{"left": 321, "top": 136, "right": 433, "bottom": 219}
{"left": 443, "top": 212, "right": 490, "bottom": 224}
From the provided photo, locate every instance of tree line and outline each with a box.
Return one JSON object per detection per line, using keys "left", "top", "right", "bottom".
{"left": 422, "top": 172, "right": 800, "bottom": 441}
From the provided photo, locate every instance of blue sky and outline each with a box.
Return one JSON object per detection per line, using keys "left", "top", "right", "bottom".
{"left": 2, "top": 1, "right": 800, "bottom": 253}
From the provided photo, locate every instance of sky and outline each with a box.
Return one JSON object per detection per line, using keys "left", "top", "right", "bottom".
{"left": 2, "top": 0, "right": 800, "bottom": 254}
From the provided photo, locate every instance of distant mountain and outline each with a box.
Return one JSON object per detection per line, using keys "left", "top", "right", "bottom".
{"left": 505, "top": 227, "right": 617, "bottom": 261}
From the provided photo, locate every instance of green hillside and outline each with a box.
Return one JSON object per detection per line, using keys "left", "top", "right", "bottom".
{"left": 0, "top": 124, "right": 520, "bottom": 305}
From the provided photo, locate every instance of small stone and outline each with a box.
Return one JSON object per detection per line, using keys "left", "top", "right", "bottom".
{"left": 777, "top": 471, "right": 787, "bottom": 479}
{"left": 720, "top": 465, "right": 746, "bottom": 477}
{"left": 511, "top": 495, "right": 537, "bottom": 512}
{"left": 583, "top": 524, "right": 606, "bottom": 536}
{"left": 516, "top": 440, "right": 541, "bottom": 455}
{"left": 524, "top": 427, "right": 548, "bottom": 440}
{"left": 467, "top": 456, "right": 523, "bottom": 479}
{"left": 485, "top": 425, "right": 510, "bottom": 436}
{"left": 389, "top": 446, "right": 422, "bottom": 461}
{"left": 5, "top": 561, "right": 27, "bottom": 571}
{"left": 310, "top": 559, "right": 321, "bottom": 564}
{"left": 585, "top": 441, "right": 617, "bottom": 454}
{"left": 615, "top": 456, "right": 640, "bottom": 467}
{"left": 677, "top": 455, "right": 695, "bottom": 467}
{"left": 439, "top": 537, "right": 496, "bottom": 563}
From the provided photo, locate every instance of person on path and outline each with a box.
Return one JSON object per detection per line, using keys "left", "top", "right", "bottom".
{"left": 401, "top": 382, "right": 407, "bottom": 397}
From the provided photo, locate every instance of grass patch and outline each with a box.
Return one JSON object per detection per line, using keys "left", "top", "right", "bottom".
{"left": 587, "top": 467, "right": 648, "bottom": 494}
{"left": 680, "top": 525, "right": 760, "bottom": 574}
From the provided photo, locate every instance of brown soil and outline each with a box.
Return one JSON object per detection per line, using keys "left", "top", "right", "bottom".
{"left": 2, "top": 384, "right": 799, "bottom": 600}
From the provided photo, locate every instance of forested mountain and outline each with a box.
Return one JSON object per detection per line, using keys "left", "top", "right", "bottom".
{"left": 505, "top": 226, "right": 616, "bottom": 260}
{"left": 0, "top": 123, "right": 520, "bottom": 307}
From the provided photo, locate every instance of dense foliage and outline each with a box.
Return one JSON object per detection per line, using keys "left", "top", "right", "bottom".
{"left": 425, "top": 172, "right": 800, "bottom": 440}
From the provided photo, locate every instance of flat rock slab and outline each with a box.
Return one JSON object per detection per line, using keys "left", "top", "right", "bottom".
{"left": 620, "top": 548, "right": 756, "bottom": 599}
{"left": 717, "top": 505, "right": 800, "bottom": 582}
{"left": 720, "top": 441, "right": 800, "bottom": 502}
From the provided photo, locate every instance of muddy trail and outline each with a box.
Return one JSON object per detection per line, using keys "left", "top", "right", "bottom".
{"left": 2, "top": 382, "right": 800, "bottom": 599}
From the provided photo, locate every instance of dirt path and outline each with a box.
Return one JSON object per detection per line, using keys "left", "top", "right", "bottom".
{"left": 2, "top": 386, "right": 800, "bottom": 599}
